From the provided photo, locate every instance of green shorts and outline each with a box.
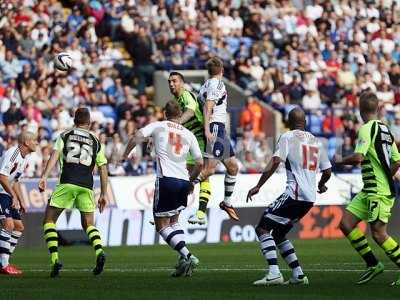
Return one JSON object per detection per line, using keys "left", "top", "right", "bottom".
{"left": 187, "top": 138, "right": 205, "bottom": 165}
{"left": 346, "top": 191, "right": 394, "bottom": 224}
{"left": 49, "top": 183, "right": 95, "bottom": 213}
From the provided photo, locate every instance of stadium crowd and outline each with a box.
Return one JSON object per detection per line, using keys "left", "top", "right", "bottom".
{"left": 0, "top": 0, "right": 399, "bottom": 176}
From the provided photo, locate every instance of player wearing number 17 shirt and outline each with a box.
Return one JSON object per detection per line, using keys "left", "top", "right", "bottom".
{"left": 247, "top": 108, "right": 332, "bottom": 286}
{"left": 336, "top": 92, "right": 400, "bottom": 286}
{"left": 38, "top": 107, "right": 109, "bottom": 278}
{"left": 123, "top": 101, "right": 203, "bottom": 277}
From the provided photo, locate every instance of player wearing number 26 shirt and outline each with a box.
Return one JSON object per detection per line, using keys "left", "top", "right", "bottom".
{"left": 123, "top": 101, "right": 203, "bottom": 277}
{"left": 39, "top": 107, "right": 109, "bottom": 278}
{"left": 247, "top": 108, "right": 331, "bottom": 286}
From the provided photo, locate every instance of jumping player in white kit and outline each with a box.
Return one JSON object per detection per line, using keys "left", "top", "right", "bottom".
{"left": 123, "top": 101, "right": 203, "bottom": 277}
{"left": 247, "top": 108, "right": 332, "bottom": 286}
{"left": 195, "top": 57, "right": 240, "bottom": 221}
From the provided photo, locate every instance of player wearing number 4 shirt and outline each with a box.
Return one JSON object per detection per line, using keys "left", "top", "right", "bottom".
{"left": 0, "top": 132, "right": 38, "bottom": 275}
{"left": 123, "top": 101, "right": 203, "bottom": 277}
{"left": 247, "top": 108, "right": 332, "bottom": 286}
{"left": 335, "top": 92, "right": 400, "bottom": 286}
{"left": 38, "top": 107, "right": 109, "bottom": 278}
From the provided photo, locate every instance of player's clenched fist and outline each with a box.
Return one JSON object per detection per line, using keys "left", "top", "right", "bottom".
{"left": 38, "top": 178, "right": 47, "bottom": 192}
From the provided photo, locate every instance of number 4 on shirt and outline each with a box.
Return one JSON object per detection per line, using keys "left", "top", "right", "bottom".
{"left": 302, "top": 144, "right": 319, "bottom": 171}
{"left": 168, "top": 132, "right": 182, "bottom": 154}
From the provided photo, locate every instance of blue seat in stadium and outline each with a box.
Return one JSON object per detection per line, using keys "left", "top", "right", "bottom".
{"left": 328, "top": 137, "right": 337, "bottom": 159}
{"left": 41, "top": 118, "right": 52, "bottom": 134}
{"left": 307, "top": 114, "right": 322, "bottom": 136}
{"left": 240, "top": 37, "right": 253, "bottom": 48}
{"left": 98, "top": 105, "right": 117, "bottom": 121}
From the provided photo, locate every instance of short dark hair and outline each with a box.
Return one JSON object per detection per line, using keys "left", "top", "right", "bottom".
{"left": 74, "top": 107, "right": 91, "bottom": 126}
{"left": 206, "top": 57, "right": 224, "bottom": 76}
{"left": 164, "top": 101, "right": 182, "bottom": 119}
{"left": 169, "top": 71, "right": 185, "bottom": 82}
{"left": 359, "top": 91, "right": 379, "bottom": 114}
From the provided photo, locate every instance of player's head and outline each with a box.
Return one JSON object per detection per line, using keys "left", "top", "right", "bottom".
{"left": 206, "top": 57, "right": 224, "bottom": 77}
{"left": 74, "top": 107, "right": 91, "bottom": 128}
{"left": 18, "top": 131, "right": 38, "bottom": 154}
{"left": 359, "top": 91, "right": 379, "bottom": 122}
{"left": 168, "top": 72, "right": 185, "bottom": 96}
{"left": 164, "top": 100, "right": 182, "bottom": 120}
{"left": 288, "top": 107, "right": 306, "bottom": 130}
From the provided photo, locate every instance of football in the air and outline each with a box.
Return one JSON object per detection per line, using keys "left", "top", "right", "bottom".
{"left": 54, "top": 52, "right": 73, "bottom": 71}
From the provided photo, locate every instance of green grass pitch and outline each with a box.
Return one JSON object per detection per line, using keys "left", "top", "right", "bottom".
{"left": 1, "top": 239, "right": 399, "bottom": 300}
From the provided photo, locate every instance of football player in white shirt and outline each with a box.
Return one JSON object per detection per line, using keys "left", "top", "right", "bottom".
{"left": 196, "top": 57, "right": 240, "bottom": 221}
{"left": 247, "top": 108, "right": 332, "bottom": 286}
{"left": 0, "top": 132, "right": 38, "bottom": 275}
{"left": 123, "top": 101, "right": 203, "bottom": 277}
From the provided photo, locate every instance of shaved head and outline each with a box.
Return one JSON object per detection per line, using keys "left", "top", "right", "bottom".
{"left": 288, "top": 107, "right": 306, "bottom": 130}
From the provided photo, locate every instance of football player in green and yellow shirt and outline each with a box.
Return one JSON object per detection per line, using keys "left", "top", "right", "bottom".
{"left": 168, "top": 72, "right": 211, "bottom": 225}
{"left": 336, "top": 92, "right": 400, "bottom": 286}
{"left": 39, "top": 107, "right": 108, "bottom": 278}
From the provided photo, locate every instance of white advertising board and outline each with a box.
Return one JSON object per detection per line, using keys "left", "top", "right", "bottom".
{"left": 109, "top": 173, "right": 363, "bottom": 210}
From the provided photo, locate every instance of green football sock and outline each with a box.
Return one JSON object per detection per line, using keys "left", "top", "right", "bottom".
{"left": 86, "top": 225, "right": 104, "bottom": 257}
{"left": 43, "top": 222, "right": 59, "bottom": 265}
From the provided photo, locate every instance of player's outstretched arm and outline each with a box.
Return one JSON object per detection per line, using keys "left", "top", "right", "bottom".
{"left": 178, "top": 108, "right": 195, "bottom": 125}
{"left": 39, "top": 149, "right": 60, "bottom": 192}
{"left": 334, "top": 153, "right": 364, "bottom": 166}
{"left": 318, "top": 168, "right": 332, "bottom": 194}
{"left": 123, "top": 131, "right": 145, "bottom": 160}
{"left": 247, "top": 156, "right": 281, "bottom": 202}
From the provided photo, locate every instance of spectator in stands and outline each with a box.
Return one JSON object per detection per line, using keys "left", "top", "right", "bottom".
{"left": 0, "top": 49, "right": 22, "bottom": 81}
{"left": 322, "top": 109, "right": 344, "bottom": 136}
{"left": 391, "top": 114, "right": 400, "bottom": 145}
{"left": 3, "top": 101, "right": 24, "bottom": 126}
{"left": 239, "top": 97, "right": 263, "bottom": 137}
{"left": 125, "top": 24, "right": 155, "bottom": 94}
{"left": 286, "top": 75, "right": 305, "bottom": 105}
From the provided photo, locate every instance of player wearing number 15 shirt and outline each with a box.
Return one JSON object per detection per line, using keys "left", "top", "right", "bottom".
{"left": 247, "top": 108, "right": 331, "bottom": 286}
{"left": 38, "top": 107, "right": 109, "bottom": 278}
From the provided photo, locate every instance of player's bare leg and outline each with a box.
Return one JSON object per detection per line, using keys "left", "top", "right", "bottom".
{"left": 7, "top": 219, "right": 24, "bottom": 274}
{"left": 339, "top": 211, "right": 383, "bottom": 284}
{"left": 81, "top": 212, "right": 106, "bottom": 276}
{"left": 43, "top": 206, "right": 64, "bottom": 278}
{"left": 155, "top": 214, "right": 199, "bottom": 277}
{"left": 253, "top": 226, "right": 284, "bottom": 286}
{"left": 0, "top": 217, "right": 20, "bottom": 275}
